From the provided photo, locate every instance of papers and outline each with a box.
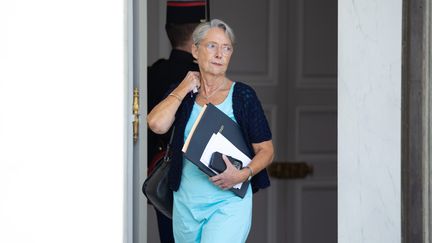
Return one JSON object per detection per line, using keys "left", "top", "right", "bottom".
{"left": 200, "top": 132, "right": 251, "bottom": 167}
{"left": 200, "top": 132, "right": 252, "bottom": 189}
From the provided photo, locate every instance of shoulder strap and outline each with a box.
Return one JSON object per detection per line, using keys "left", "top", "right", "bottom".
{"left": 164, "top": 126, "right": 176, "bottom": 161}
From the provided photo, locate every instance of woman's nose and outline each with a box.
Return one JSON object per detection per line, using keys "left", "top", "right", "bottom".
{"left": 214, "top": 48, "right": 223, "bottom": 58}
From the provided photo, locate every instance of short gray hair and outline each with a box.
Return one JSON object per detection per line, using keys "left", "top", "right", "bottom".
{"left": 192, "top": 19, "right": 235, "bottom": 46}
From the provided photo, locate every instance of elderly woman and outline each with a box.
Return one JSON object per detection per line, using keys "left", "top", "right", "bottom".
{"left": 148, "top": 19, "right": 274, "bottom": 243}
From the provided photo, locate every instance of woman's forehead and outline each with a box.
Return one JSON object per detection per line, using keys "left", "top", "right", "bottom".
{"left": 202, "top": 28, "right": 232, "bottom": 44}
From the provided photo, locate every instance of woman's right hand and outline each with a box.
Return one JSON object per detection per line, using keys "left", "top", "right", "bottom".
{"left": 177, "top": 71, "right": 201, "bottom": 94}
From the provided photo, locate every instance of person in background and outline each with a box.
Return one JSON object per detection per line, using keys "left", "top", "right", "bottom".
{"left": 147, "top": 1, "right": 207, "bottom": 242}
{"left": 148, "top": 19, "right": 274, "bottom": 243}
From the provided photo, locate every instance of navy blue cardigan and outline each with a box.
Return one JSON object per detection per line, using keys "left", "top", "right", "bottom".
{"left": 168, "top": 82, "right": 272, "bottom": 193}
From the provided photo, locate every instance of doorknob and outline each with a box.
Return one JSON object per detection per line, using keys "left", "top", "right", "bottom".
{"left": 268, "top": 161, "right": 313, "bottom": 179}
{"left": 133, "top": 88, "right": 139, "bottom": 143}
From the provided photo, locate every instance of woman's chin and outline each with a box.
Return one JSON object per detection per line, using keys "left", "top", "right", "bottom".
{"left": 204, "top": 67, "right": 227, "bottom": 76}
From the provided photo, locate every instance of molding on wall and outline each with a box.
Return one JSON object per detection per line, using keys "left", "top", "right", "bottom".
{"left": 294, "top": 106, "right": 337, "bottom": 159}
{"left": 228, "top": 0, "right": 279, "bottom": 86}
{"left": 295, "top": 0, "right": 337, "bottom": 90}
{"left": 263, "top": 104, "right": 278, "bottom": 154}
{"left": 294, "top": 180, "right": 337, "bottom": 243}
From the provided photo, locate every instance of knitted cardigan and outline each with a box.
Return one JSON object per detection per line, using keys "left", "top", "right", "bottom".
{"left": 168, "top": 82, "right": 272, "bottom": 193}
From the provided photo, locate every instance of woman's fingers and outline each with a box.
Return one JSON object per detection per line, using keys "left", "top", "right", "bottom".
{"left": 209, "top": 161, "right": 239, "bottom": 189}
{"left": 183, "top": 71, "right": 201, "bottom": 92}
{"left": 210, "top": 178, "right": 229, "bottom": 190}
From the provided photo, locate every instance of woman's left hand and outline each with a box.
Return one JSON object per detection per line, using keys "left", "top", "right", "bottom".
{"left": 209, "top": 154, "right": 248, "bottom": 190}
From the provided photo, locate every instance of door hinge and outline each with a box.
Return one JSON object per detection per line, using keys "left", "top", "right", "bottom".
{"left": 133, "top": 88, "right": 139, "bottom": 143}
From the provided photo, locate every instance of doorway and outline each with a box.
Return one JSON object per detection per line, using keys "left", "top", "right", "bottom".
{"left": 146, "top": 0, "right": 337, "bottom": 242}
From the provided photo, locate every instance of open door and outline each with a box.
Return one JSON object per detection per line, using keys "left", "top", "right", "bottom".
{"left": 211, "top": 1, "right": 337, "bottom": 242}
{"left": 146, "top": 0, "right": 337, "bottom": 242}
{"left": 130, "top": 0, "right": 148, "bottom": 243}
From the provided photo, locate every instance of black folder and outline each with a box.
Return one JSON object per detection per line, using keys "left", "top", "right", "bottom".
{"left": 182, "top": 103, "right": 252, "bottom": 198}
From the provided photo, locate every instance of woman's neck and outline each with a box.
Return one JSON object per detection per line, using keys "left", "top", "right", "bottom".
{"left": 200, "top": 75, "right": 227, "bottom": 101}
{"left": 201, "top": 75, "right": 225, "bottom": 90}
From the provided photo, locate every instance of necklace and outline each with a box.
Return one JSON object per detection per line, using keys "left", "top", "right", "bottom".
{"left": 200, "top": 78, "right": 227, "bottom": 101}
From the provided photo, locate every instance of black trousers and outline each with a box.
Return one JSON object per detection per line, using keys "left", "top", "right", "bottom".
{"left": 155, "top": 208, "right": 174, "bottom": 243}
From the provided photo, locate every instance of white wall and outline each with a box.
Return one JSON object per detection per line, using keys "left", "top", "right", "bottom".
{"left": 0, "top": 1, "right": 126, "bottom": 242}
{"left": 338, "top": 1, "right": 402, "bottom": 242}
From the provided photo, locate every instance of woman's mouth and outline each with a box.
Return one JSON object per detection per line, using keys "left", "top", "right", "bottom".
{"left": 210, "top": 61, "right": 223, "bottom": 66}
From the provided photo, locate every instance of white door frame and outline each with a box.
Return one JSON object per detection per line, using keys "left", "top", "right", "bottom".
{"left": 126, "top": 0, "right": 148, "bottom": 242}
{"left": 125, "top": 0, "right": 134, "bottom": 242}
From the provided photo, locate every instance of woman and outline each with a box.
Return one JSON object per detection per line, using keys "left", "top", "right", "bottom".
{"left": 148, "top": 19, "right": 274, "bottom": 243}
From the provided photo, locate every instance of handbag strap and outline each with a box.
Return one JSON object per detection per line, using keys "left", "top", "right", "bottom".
{"left": 163, "top": 126, "right": 175, "bottom": 161}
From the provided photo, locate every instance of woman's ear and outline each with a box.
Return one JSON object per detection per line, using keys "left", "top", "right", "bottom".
{"left": 192, "top": 44, "right": 198, "bottom": 59}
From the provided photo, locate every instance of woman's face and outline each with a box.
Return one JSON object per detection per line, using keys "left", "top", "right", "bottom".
{"left": 192, "top": 27, "right": 233, "bottom": 77}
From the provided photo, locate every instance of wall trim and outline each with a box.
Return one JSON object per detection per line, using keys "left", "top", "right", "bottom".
{"left": 401, "top": 0, "right": 431, "bottom": 242}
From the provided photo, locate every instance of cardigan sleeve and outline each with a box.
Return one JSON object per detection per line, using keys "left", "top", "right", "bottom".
{"left": 239, "top": 84, "right": 272, "bottom": 143}
{"left": 233, "top": 82, "right": 272, "bottom": 192}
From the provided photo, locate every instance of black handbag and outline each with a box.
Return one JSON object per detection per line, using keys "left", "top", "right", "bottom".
{"left": 142, "top": 127, "right": 175, "bottom": 219}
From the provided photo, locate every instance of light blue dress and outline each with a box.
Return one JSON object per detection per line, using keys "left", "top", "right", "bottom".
{"left": 173, "top": 82, "right": 253, "bottom": 243}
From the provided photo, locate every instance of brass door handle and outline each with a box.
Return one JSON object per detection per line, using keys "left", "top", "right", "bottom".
{"left": 133, "top": 88, "right": 139, "bottom": 143}
{"left": 268, "top": 161, "right": 313, "bottom": 179}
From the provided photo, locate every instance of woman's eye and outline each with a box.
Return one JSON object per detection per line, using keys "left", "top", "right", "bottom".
{"left": 207, "top": 43, "right": 216, "bottom": 49}
{"left": 223, "top": 46, "right": 232, "bottom": 52}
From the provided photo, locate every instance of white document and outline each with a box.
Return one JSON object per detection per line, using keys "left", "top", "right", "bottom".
{"left": 200, "top": 132, "right": 252, "bottom": 189}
